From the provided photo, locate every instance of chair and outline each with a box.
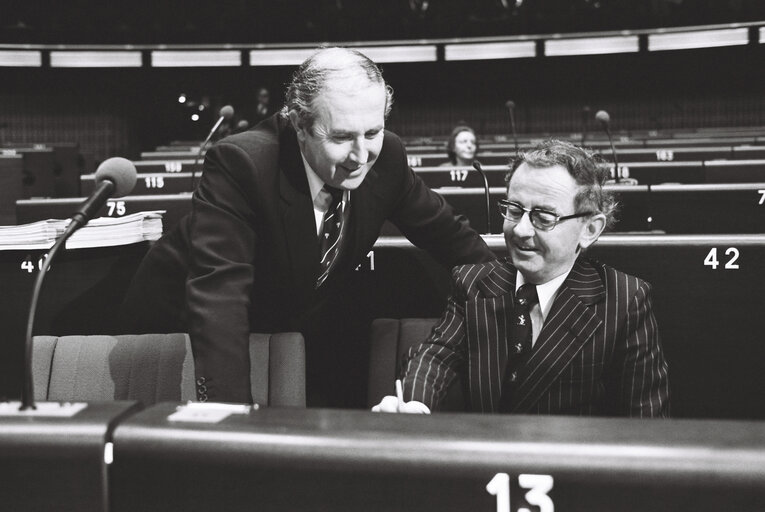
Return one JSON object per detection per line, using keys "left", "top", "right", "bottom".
{"left": 32, "top": 332, "right": 305, "bottom": 407}
{"left": 367, "top": 318, "right": 466, "bottom": 411}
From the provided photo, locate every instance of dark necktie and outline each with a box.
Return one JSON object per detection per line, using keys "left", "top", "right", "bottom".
{"left": 316, "top": 186, "right": 345, "bottom": 288}
{"left": 498, "top": 283, "right": 539, "bottom": 412}
{"left": 510, "top": 283, "right": 539, "bottom": 355}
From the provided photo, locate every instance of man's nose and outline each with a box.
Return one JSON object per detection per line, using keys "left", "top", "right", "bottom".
{"left": 513, "top": 211, "right": 536, "bottom": 237}
{"left": 349, "top": 137, "right": 369, "bottom": 165}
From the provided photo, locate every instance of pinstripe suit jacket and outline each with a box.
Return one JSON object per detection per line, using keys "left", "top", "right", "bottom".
{"left": 403, "top": 257, "right": 670, "bottom": 417}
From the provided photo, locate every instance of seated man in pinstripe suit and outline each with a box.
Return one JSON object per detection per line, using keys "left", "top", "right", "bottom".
{"left": 374, "top": 140, "right": 670, "bottom": 416}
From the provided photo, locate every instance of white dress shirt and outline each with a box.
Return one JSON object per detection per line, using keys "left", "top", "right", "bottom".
{"left": 516, "top": 267, "right": 572, "bottom": 347}
{"left": 301, "top": 155, "right": 350, "bottom": 236}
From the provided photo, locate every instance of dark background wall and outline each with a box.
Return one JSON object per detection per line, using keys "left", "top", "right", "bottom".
{"left": 2, "top": 44, "right": 764, "bottom": 162}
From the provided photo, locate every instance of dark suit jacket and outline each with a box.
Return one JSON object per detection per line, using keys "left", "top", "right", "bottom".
{"left": 122, "top": 115, "right": 493, "bottom": 404}
{"left": 403, "top": 257, "right": 670, "bottom": 417}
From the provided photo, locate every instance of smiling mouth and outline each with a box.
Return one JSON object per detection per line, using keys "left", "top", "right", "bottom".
{"left": 513, "top": 242, "right": 537, "bottom": 252}
{"left": 339, "top": 165, "right": 363, "bottom": 176}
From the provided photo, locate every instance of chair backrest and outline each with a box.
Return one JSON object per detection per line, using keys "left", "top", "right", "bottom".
{"left": 33, "top": 332, "right": 305, "bottom": 407}
{"left": 367, "top": 318, "right": 466, "bottom": 411}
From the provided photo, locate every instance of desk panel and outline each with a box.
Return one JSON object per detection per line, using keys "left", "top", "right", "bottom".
{"left": 0, "top": 401, "right": 141, "bottom": 512}
{"left": 16, "top": 194, "right": 192, "bottom": 234}
{"left": 111, "top": 404, "right": 765, "bottom": 512}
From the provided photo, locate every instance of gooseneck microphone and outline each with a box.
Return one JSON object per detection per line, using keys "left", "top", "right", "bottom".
{"left": 595, "top": 110, "right": 620, "bottom": 184}
{"left": 505, "top": 100, "right": 519, "bottom": 156}
{"left": 472, "top": 161, "right": 491, "bottom": 234}
{"left": 191, "top": 104, "right": 234, "bottom": 190}
{"left": 235, "top": 119, "right": 250, "bottom": 133}
{"left": 19, "top": 158, "right": 137, "bottom": 410}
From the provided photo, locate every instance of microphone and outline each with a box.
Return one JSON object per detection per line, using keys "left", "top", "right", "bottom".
{"left": 472, "top": 161, "right": 491, "bottom": 234}
{"left": 72, "top": 157, "right": 137, "bottom": 229}
{"left": 581, "top": 105, "right": 591, "bottom": 146}
{"left": 19, "top": 157, "right": 137, "bottom": 410}
{"left": 191, "top": 104, "right": 235, "bottom": 189}
{"left": 505, "top": 100, "right": 519, "bottom": 155}
{"left": 235, "top": 119, "right": 250, "bottom": 133}
{"left": 595, "top": 110, "right": 620, "bottom": 184}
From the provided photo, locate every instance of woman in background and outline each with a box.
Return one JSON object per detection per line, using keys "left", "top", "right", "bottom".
{"left": 441, "top": 125, "right": 478, "bottom": 167}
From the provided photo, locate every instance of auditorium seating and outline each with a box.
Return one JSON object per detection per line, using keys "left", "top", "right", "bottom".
{"left": 19, "top": 179, "right": 765, "bottom": 236}
{"left": 380, "top": 182, "right": 765, "bottom": 235}
{"left": 32, "top": 332, "right": 306, "bottom": 407}
{"left": 2, "top": 142, "right": 89, "bottom": 198}
{"left": 0, "top": 154, "right": 23, "bottom": 224}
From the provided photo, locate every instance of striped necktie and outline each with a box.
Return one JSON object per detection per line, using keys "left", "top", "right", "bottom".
{"left": 316, "top": 185, "right": 345, "bottom": 288}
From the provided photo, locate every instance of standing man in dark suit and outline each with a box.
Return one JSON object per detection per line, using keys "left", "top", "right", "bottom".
{"left": 120, "top": 47, "right": 494, "bottom": 407}
{"left": 374, "top": 140, "right": 670, "bottom": 416}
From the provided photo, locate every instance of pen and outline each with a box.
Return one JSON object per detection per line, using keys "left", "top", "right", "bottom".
{"left": 395, "top": 379, "right": 404, "bottom": 412}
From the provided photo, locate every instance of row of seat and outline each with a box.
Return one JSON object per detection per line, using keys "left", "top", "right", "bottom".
{"left": 17, "top": 181, "right": 765, "bottom": 235}
{"left": 3, "top": 234, "right": 764, "bottom": 419}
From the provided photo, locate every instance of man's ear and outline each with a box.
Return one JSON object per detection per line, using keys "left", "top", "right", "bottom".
{"left": 579, "top": 213, "right": 607, "bottom": 250}
{"left": 288, "top": 110, "right": 306, "bottom": 142}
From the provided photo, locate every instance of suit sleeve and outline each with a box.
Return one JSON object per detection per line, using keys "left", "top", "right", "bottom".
{"left": 387, "top": 137, "right": 495, "bottom": 267}
{"left": 609, "top": 280, "right": 671, "bottom": 418}
{"left": 186, "top": 142, "right": 259, "bottom": 404}
{"left": 402, "top": 267, "right": 469, "bottom": 410}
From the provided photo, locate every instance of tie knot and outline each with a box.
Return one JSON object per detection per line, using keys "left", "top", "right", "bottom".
{"left": 515, "top": 283, "right": 538, "bottom": 307}
{"left": 324, "top": 185, "right": 343, "bottom": 205}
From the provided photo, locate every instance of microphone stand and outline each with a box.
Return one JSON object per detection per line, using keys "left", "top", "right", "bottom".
{"left": 20, "top": 221, "right": 80, "bottom": 410}
{"left": 472, "top": 161, "right": 491, "bottom": 234}
{"left": 191, "top": 114, "right": 228, "bottom": 191}
{"left": 603, "top": 124, "right": 621, "bottom": 185}
{"left": 507, "top": 105, "right": 519, "bottom": 156}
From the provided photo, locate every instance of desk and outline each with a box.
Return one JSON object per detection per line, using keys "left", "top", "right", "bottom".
{"left": 0, "top": 401, "right": 142, "bottom": 512}
{"left": 111, "top": 403, "right": 765, "bottom": 512}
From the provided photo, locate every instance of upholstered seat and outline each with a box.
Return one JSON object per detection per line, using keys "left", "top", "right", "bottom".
{"left": 367, "top": 318, "right": 466, "bottom": 411}
{"left": 32, "top": 332, "right": 305, "bottom": 407}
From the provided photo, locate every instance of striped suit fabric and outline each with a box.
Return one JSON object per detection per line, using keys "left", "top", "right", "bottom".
{"left": 403, "top": 257, "right": 670, "bottom": 417}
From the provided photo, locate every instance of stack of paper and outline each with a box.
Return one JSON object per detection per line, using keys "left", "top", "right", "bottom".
{"left": 0, "top": 211, "right": 165, "bottom": 250}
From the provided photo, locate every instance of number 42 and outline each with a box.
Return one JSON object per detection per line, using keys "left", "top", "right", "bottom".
{"left": 704, "top": 247, "right": 739, "bottom": 270}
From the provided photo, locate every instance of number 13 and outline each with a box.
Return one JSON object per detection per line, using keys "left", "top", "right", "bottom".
{"left": 487, "top": 473, "right": 554, "bottom": 512}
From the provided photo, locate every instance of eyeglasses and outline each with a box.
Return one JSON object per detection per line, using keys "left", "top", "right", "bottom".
{"left": 498, "top": 199, "right": 594, "bottom": 232}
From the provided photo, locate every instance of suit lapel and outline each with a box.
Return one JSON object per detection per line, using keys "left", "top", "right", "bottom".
{"left": 464, "top": 260, "right": 517, "bottom": 412}
{"left": 510, "top": 258, "right": 605, "bottom": 413}
{"left": 278, "top": 127, "right": 320, "bottom": 296}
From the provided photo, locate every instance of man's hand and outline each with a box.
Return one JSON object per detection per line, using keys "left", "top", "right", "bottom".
{"left": 371, "top": 396, "right": 431, "bottom": 414}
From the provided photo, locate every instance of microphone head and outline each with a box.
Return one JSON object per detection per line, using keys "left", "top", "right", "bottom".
{"left": 472, "top": 160, "right": 483, "bottom": 172}
{"left": 219, "top": 105, "right": 235, "bottom": 119}
{"left": 595, "top": 110, "right": 610, "bottom": 124}
{"left": 505, "top": 100, "right": 515, "bottom": 110}
{"left": 95, "top": 157, "right": 137, "bottom": 197}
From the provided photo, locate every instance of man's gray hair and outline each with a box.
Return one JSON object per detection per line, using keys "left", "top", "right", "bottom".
{"left": 281, "top": 47, "right": 394, "bottom": 132}
{"left": 506, "top": 139, "right": 619, "bottom": 229}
